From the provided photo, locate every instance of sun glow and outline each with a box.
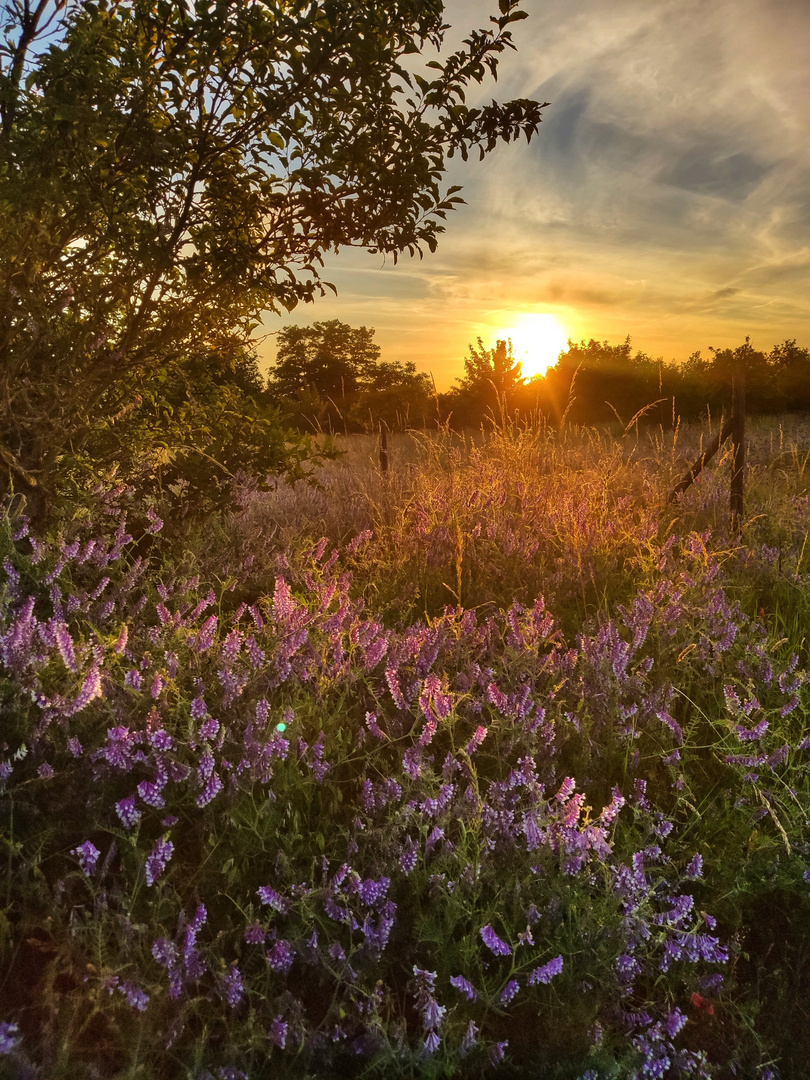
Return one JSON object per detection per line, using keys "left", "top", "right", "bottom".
{"left": 495, "top": 313, "right": 569, "bottom": 379}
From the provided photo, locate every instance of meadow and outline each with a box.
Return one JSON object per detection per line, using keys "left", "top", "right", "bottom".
{"left": 1, "top": 413, "right": 809, "bottom": 1079}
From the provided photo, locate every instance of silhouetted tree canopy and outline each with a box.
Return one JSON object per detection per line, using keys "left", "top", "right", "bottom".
{"left": 268, "top": 320, "right": 434, "bottom": 431}
{"left": 442, "top": 338, "right": 524, "bottom": 424}
{"left": 0, "top": 0, "right": 545, "bottom": 516}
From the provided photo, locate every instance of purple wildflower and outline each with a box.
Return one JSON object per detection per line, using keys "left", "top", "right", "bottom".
{"left": 528, "top": 955, "right": 564, "bottom": 985}
{"left": 499, "top": 979, "right": 520, "bottom": 1005}
{"left": 145, "top": 837, "right": 174, "bottom": 886}
{"left": 600, "top": 786, "right": 626, "bottom": 827}
{"left": 365, "top": 711, "right": 386, "bottom": 740}
{"left": 423, "top": 1030, "right": 441, "bottom": 1056}
{"left": 465, "top": 725, "right": 488, "bottom": 755}
{"left": 199, "top": 717, "right": 220, "bottom": 741}
{"left": 425, "top": 826, "right": 444, "bottom": 854}
{"left": 152, "top": 937, "right": 178, "bottom": 968}
{"left": 480, "top": 924, "right": 511, "bottom": 957}
{"left": 685, "top": 853, "right": 704, "bottom": 880}
{"left": 119, "top": 980, "right": 149, "bottom": 1011}
{"left": 422, "top": 997, "right": 446, "bottom": 1031}
{"left": 490, "top": 1041, "right": 508, "bottom": 1065}
{"left": 358, "top": 876, "right": 390, "bottom": 906}
{"left": 460, "top": 1020, "right": 478, "bottom": 1056}
{"left": 399, "top": 837, "right": 418, "bottom": 874}
{"left": 555, "top": 777, "right": 576, "bottom": 802}
{"left": 71, "top": 664, "right": 103, "bottom": 713}
{"left": 124, "top": 668, "right": 141, "bottom": 690}
{"left": 244, "top": 921, "right": 265, "bottom": 945}
{"left": 665, "top": 1008, "right": 687, "bottom": 1038}
{"left": 137, "top": 779, "right": 165, "bottom": 809}
{"left": 257, "top": 886, "right": 290, "bottom": 913}
{"left": 54, "top": 622, "right": 78, "bottom": 672}
{"left": 72, "top": 840, "right": 101, "bottom": 875}
{"left": 197, "top": 772, "right": 223, "bottom": 807}
{"left": 450, "top": 974, "right": 478, "bottom": 1001}
{"left": 194, "top": 615, "right": 218, "bottom": 653}
{"left": 0, "top": 1021, "right": 21, "bottom": 1055}
{"left": 116, "top": 796, "right": 141, "bottom": 829}
{"left": 736, "top": 719, "right": 769, "bottom": 741}
{"left": 269, "top": 1015, "right": 288, "bottom": 1049}
{"left": 266, "top": 939, "right": 294, "bottom": 974}
{"left": 149, "top": 729, "right": 173, "bottom": 751}
{"left": 219, "top": 964, "right": 245, "bottom": 1008}
{"left": 146, "top": 508, "right": 163, "bottom": 533}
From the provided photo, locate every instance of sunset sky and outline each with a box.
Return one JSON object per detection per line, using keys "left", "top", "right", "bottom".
{"left": 260, "top": 0, "right": 810, "bottom": 388}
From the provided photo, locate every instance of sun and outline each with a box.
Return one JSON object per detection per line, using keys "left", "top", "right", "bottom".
{"left": 495, "top": 313, "right": 569, "bottom": 379}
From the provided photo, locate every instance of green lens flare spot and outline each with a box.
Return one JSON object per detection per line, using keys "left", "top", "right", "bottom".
{"left": 275, "top": 722, "right": 287, "bottom": 732}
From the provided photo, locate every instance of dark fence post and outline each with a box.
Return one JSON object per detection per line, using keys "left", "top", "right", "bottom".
{"left": 730, "top": 371, "right": 745, "bottom": 533}
{"left": 379, "top": 423, "right": 388, "bottom": 474}
{"left": 668, "top": 416, "right": 733, "bottom": 503}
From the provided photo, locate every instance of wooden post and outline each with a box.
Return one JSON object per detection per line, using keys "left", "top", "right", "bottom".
{"left": 730, "top": 371, "right": 745, "bottom": 533}
{"left": 379, "top": 423, "right": 388, "bottom": 474}
{"left": 668, "top": 416, "right": 733, "bottom": 503}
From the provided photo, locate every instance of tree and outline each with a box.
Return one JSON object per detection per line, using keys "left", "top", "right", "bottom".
{"left": 269, "top": 321, "right": 383, "bottom": 399}
{"left": 0, "top": 0, "right": 547, "bottom": 517}
{"left": 708, "top": 337, "right": 778, "bottom": 414}
{"left": 768, "top": 339, "right": 810, "bottom": 413}
{"left": 268, "top": 319, "right": 433, "bottom": 431}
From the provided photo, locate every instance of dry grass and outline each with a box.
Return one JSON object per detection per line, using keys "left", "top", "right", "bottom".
{"left": 221, "top": 413, "right": 810, "bottom": 630}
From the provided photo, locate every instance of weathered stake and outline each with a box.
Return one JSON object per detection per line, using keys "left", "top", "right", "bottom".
{"left": 668, "top": 416, "right": 734, "bottom": 503}
{"left": 379, "top": 424, "right": 388, "bottom": 474}
{"left": 730, "top": 371, "right": 745, "bottom": 533}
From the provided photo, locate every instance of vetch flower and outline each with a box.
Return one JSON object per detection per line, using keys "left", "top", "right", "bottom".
{"left": 423, "top": 1030, "right": 441, "bottom": 1055}
{"left": 399, "top": 837, "right": 418, "bottom": 874}
{"left": 71, "top": 664, "right": 103, "bottom": 713}
{"left": 447, "top": 976, "right": 479, "bottom": 997}
{"left": 460, "top": 1020, "right": 478, "bottom": 1055}
{"left": 219, "top": 964, "right": 245, "bottom": 1008}
{"left": 480, "top": 923, "right": 511, "bottom": 957}
{"left": 0, "top": 1021, "right": 21, "bottom": 1055}
{"left": 197, "top": 772, "right": 223, "bottom": 807}
{"left": 145, "top": 837, "right": 174, "bottom": 886}
{"left": 528, "top": 955, "right": 564, "bottom": 985}
{"left": 194, "top": 615, "right": 218, "bottom": 653}
{"left": 244, "top": 921, "right": 265, "bottom": 945}
{"left": 269, "top": 1015, "right": 288, "bottom": 1049}
{"left": 124, "top": 669, "right": 141, "bottom": 690}
{"left": 499, "top": 979, "right": 520, "bottom": 1005}
{"left": 266, "top": 939, "right": 294, "bottom": 974}
{"left": 72, "top": 841, "right": 101, "bottom": 875}
{"left": 490, "top": 1041, "right": 508, "bottom": 1065}
{"left": 685, "top": 853, "right": 704, "bottom": 880}
{"left": 119, "top": 980, "right": 149, "bottom": 1011}
{"left": 116, "top": 796, "right": 141, "bottom": 829}
{"left": 257, "top": 885, "right": 290, "bottom": 913}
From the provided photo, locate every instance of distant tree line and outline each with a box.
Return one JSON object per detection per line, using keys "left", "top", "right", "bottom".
{"left": 267, "top": 322, "right": 810, "bottom": 433}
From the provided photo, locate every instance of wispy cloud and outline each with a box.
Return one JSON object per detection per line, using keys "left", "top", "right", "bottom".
{"left": 260, "top": 0, "right": 810, "bottom": 385}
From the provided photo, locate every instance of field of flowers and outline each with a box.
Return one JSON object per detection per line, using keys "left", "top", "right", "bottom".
{"left": 1, "top": 416, "right": 809, "bottom": 1079}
